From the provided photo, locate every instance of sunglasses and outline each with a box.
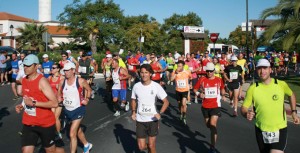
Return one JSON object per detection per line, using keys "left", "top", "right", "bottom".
{"left": 151, "top": 57, "right": 155, "bottom": 58}
{"left": 62, "top": 56, "right": 67, "bottom": 57}
{"left": 206, "top": 70, "right": 214, "bottom": 73}
{"left": 52, "top": 67, "right": 58, "bottom": 69}
{"left": 24, "top": 64, "right": 34, "bottom": 68}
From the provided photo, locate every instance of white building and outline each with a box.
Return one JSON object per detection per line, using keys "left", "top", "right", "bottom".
{"left": 0, "top": 0, "right": 72, "bottom": 49}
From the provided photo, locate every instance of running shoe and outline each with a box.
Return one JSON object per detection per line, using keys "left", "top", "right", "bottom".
{"left": 120, "top": 103, "right": 125, "bottom": 107}
{"left": 128, "top": 87, "right": 132, "bottom": 91}
{"left": 13, "top": 96, "right": 20, "bottom": 100}
{"left": 194, "top": 98, "right": 198, "bottom": 104}
{"left": 91, "top": 90, "right": 95, "bottom": 100}
{"left": 113, "top": 111, "right": 120, "bottom": 117}
{"left": 83, "top": 142, "right": 93, "bottom": 153}
{"left": 167, "top": 81, "right": 170, "bottom": 85}
{"left": 209, "top": 147, "right": 217, "bottom": 153}
{"left": 183, "top": 118, "right": 187, "bottom": 125}
{"left": 233, "top": 110, "right": 238, "bottom": 117}
{"left": 186, "top": 101, "right": 191, "bottom": 105}
{"left": 125, "top": 102, "right": 130, "bottom": 112}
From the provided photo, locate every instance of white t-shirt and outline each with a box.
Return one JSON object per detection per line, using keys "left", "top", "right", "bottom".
{"left": 131, "top": 81, "right": 167, "bottom": 122}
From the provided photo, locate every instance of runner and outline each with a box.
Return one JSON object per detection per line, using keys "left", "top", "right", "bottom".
{"left": 57, "top": 62, "right": 93, "bottom": 153}
{"left": 111, "top": 59, "right": 130, "bottom": 116}
{"left": 48, "top": 63, "right": 65, "bottom": 140}
{"left": 131, "top": 64, "right": 169, "bottom": 153}
{"left": 103, "top": 54, "right": 113, "bottom": 98}
{"left": 166, "top": 53, "right": 175, "bottom": 85}
{"left": 223, "top": 56, "right": 243, "bottom": 117}
{"left": 142, "top": 54, "right": 152, "bottom": 65}
{"left": 171, "top": 60, "right": 192, "bottom": 125}
{"left": 16, "top": 52, "right": 26, "bottom": 96}
{"left": 193, "top": 62, "right": 225, "bottom": 153}
{"left": 41, "top": 54, "right": 54, "bottom": 78}
{"left": 241, "top": 59, "right": 300, "bottom": 153}
{"left": 185, "top": 54, "right": 200, "bottom": 105}
{"left": 10, "top": 52, "right": 20, "bottom": 100}
{"left": 127, "top": 53, "right": 139, "bottom": 90}
{"left": 150, "top": 54, "right": 163, "bottom": 84}
{"left": 15, "top": 54, "right": 58, "bottom": 153}
{"left": 237, "top": 53, "right": 247, "bottom": 100}
{"left": 66, "top": 50, "right": 78, "bottom": 65}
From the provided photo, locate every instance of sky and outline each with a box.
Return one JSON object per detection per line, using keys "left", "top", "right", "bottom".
{"left": 0, "top": 0, "right": 278, "bottom": 38}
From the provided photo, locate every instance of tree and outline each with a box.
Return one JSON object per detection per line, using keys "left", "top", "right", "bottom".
{"left": 228, "top": 26, "right": 252, "bottom": 49}
{"left": 260, "top": 0, "right": 300, "bottom": 51}
{"left": 17, "top": 23, "right": 48, "bottom": 52}
{"left": 162, "top": 12, "right": 203, "bottom": 52}
{"left": 58, "top": 0, "right": 124, "bottom": 53}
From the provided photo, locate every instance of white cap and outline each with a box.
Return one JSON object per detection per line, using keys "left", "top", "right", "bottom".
{"left": 66, "top": 50, "right": 71, "bottom": 53}
{"left": 256, "top": 59, "right": 270, "bottom": 67}
{"left": 63, "top": 62, "right": 76, "bottom": 70}
{"left": 42, "top": 54, "right": 48, "bottom": 58}
{"left": 205, "top": 62, "right": 215, "bottom": 71}
{"left": 231, "top": 56, "right": 238, "bottom": 61}
{"left": 106, "top": 54, "right": 112, "bottom": 58}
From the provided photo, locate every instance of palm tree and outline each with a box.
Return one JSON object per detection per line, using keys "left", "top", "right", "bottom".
{"left": 260, "top": 0, "right": 300, "bottom": 51}
{"left": 17, "top": 23, "right": 48, "bottom": 52}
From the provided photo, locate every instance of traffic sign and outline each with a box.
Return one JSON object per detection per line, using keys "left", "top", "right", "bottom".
{"left": 210, "top": 33, "right": 219, "bottom": 43}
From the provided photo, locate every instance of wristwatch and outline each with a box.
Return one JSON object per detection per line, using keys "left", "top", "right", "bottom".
{"left": 32, "top": 100, "right": 36, "bottom": 107}
{"left": 291, "top": 110, "right": 298, "bottom": 114}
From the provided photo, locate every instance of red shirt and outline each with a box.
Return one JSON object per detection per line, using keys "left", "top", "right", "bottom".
{"left": 219, "top": 58, "right": 229, "bottom": 70}
{"left": 194, "top": 76, "right": 224, "bottom": 108}
{"left": 48, "top": 75, "right": 62, "bottom": 95}
{"left": 151, "top": 62, "right": 161, "bottom": 81}
{"left": 127, "top": 58, "right": 139, "bottom": 72}
{"left": 22, "top": 74, "right": 55, "bottom": 127}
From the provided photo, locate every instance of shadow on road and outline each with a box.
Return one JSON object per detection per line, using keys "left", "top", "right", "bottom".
{"left": 0, "top": 107, "right": 10, "bottom": 128}
{"left": 173, "top": 132, "right": 210, "bottom": 153}
{"left": 113, "top": 123, "right": 142, "bottom": 153}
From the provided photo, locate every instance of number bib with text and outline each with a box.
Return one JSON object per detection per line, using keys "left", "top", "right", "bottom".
{"left": 44, "top": 68, "right": 50, "bottom": 74}
{"left": 177, "top": 80, "right": 187, "bottom": 88}
{"left": 205, "top": 87, "right": 218, "bottom": 98}
{"left": 128, "top": 65, "right": 133, "bottom": 70}
{"left": 262, "top": 131, "right": 280, "bottom": 144}
{"left": 229, "top": 72, "right": 238, "bottom": 80}
{"left": 22, "top": 100, "right": 36, "bottom": 116}
{"left": 138, "top": 104, "right": 156, "bottom": 116}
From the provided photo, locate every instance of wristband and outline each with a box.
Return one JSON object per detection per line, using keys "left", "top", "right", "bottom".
{"left": 291, "top": 110, "right": 297, "bottom": 114}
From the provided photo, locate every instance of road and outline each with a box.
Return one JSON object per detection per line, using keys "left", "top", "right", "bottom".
{"left": 0, "top": 78, "right": 300, "bottom": 153}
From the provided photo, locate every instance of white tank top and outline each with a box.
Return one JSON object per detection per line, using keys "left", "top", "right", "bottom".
{"left": 112, "top": 68, "right": 121, "bottom": 89}
{"left": 63, "top": 77, "right": 81, "bottom": 111}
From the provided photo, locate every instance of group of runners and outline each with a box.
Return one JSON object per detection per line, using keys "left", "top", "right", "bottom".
{"left": 2, "top": 48, "right": 299, "bottom": 153}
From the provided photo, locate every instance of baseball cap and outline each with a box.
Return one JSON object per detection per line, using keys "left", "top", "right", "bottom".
{"left": 66, "top": 50, "right": 71, "bottom": 53}
{"left": 23, "top": 54, "right": 39, "bottom": 66}
{"left": 106, "top": 54, "right": 112, "bottom": 58}
{"left": 87, "top": 51, "right": 92, "bottom": 56}
{"left": 42, "top": 54, "right": 48, "bottom": 58}
{"left": 205, "top": 62, "right": 215, "bottom": 71}
{"left": 256, "top": 59, "right": 270, "bottom": 67}
{"left": 231, "top": 56, "right": 238, "bottom": 61}
{"left": 63, "top": 62, "right": 76, "bottom": 70}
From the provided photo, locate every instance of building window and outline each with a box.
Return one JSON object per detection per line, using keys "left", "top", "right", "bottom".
{"left": 0, "top": 24, "right": 3, "bottom": 33}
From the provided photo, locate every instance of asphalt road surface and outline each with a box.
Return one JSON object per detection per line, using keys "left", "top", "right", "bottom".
{"left": 0, "top": 78, "right": 300, "bottom": 153}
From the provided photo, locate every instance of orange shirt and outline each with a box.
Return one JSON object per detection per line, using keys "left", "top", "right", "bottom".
{"left": 173, "top": 70, "right": 191, "bottom": 92}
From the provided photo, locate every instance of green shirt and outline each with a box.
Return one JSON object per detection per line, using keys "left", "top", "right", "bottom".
{"left": 242, "top": 78, "right": 293, "bottom": 132}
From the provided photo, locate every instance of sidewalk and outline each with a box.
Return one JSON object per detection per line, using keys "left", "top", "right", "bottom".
{"left": 238, "top": 81, "right": 300, "bottom": 120}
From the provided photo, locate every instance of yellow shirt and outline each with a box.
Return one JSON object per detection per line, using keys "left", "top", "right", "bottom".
{"left": 242, "top": 79, "right": 292, "bottom": 131}
{"left": 118, "top": 58, "right": 126, "bottom": 69}
{"left": 214, "top": 64, "right": 222, "bottom": 78}
{"left": 173, "top": 64, "right": 189, "bottom": 72}
{"left": 237, "top": 59, "right": 247, "bottom": 74}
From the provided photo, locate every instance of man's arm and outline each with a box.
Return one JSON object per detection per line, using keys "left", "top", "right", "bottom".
{"left": 79, "top": 78, "right": 92, "bottom": 105}
{"left": 24, "top": 77, "right": 58, "bottom": 108}
{"left": 131, "top": 98, "right": 137, "bottom": 120}
{"left": 120, "top": 68, "right": 130, "bottom": 80}
{"left": 289, "top": 92, "right": 300, "bottom": 124}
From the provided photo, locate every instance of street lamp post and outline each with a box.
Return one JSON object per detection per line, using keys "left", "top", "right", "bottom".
{"left": 246, "top": 0, "right": 249, "bottom": 61}
{"left": 140, "top": 28, "right": 142, "bottom": 52}
{"left": 9, "top": 25, "right": 14, "bottom": 48}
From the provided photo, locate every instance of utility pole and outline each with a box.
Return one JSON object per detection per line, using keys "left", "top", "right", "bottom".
{"left": 246, "top": 0, "right": 249, "bottom": 61}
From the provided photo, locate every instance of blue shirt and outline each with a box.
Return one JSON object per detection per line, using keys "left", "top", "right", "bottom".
{"left": 11, "top": 59, "right": 19, "bottom": 79}
{"left": 138, "top": 56, "right": 146, "bottom": 65}
{"left": 159, "top": 59, "right": 167, "bottom": 75}
{"left": 0, "top": 55, "right": 6, "bottom": 68}
{"left": 42, "top": 60, "right": 54, "bottom": 78}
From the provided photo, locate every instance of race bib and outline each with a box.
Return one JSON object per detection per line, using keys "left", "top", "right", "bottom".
{"left": 205, "top": 87, "right": 218, "bottom": 98}
{"left": 112, "top": 75, "right": 120, "bottom": 84}
{"left": 44, "top": 68, "right": 50, "bottom": 74}
{"left": 22, "top": 100, "right": 36, "bottom": 116}
{"left": 138, "top": 104, "right": 156, "bottom": 116}
{"left": 128, "top": 65, "right": 133, "bottom": 70}
{"left": 63, "top": 98, "right": 74, "bottom": 109}
{"left": 262, "top": 131, "right": 279, "bottom": 144}
{"left": 105, "top": 71, "right": 111, "bottom": 77}
{"left": 152, "top": 73, "right": 156, "bottom": 78}
{"left": 177, "top": 80, "right": 187, "bottom": 88}
{"left": 79, "top": 66, "right": 87, "bottom": 73}
{"left": 284, "top": 58, "right": 289, "bottom": 61}
{"left": 229, "top": 72, "right": 238, "bottom": 80}
{"left": 12, "top": 68, "right": 18, "bottom": 74}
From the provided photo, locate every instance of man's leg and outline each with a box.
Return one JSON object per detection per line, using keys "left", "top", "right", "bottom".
{"left": 233, "top": 88, "right": 240, "bottom": 116}
{"left": 148, "top": 136, "right": 157, "bottom": 153}
{"left": 22, "top": 146, "right": 35, "bottom": 153}
{"left": 137, "top": 138, "right": 147, "bottom": 151}
{"left": 69, "top": 119, "right": 82, "bottom": 153}
{"left": 209, "top": 116, "right": 219, "bottom": 148}
{"left": 11, "top": 82, "right": 18, "bottom": 97}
